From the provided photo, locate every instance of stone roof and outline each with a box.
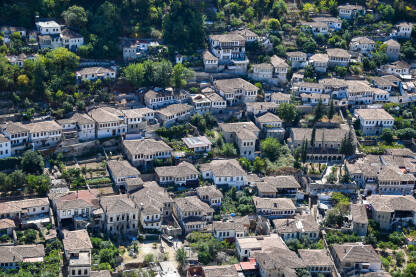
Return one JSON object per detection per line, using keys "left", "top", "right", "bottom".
{"left": 155, "top": 161, "right": 199, "bottom": 178}
{"left": 88, "top": 107, "right": 123, "bottom": 123}
{"left": 202, "top": 265, "right": 239, "bottom": 277}
{"left": 196, "top": 185, "right": 223, "bottom": 199}
{"left": 370, "top": 76, "right": 397, "bottom": 87}
{"left": 387, "top": 60, "right": 410, "bottom": 69}
{"left": 209, "top": 33, "right": 245, "bottom": 43}
{"left": 270, "top": 92, "right": 291, "bottom": 101}
{"left": 0, "top": 198, "right": 49, "bottom": 215}
{"left": 385, "top": 148, "right": 415, "bottom": 157}
{"left": 76, "top": 67, "right": 114, "bottom": 76}
{"left": 270, "top": 55, "right": 289, "bottom": 68}
{"left": 355, "top": 109, "right": 394, "bottom": 121}
{"left": 202, "top": 50, "right": 218, "bottom": 61}
{"left": 202, "top": 90, "right": 225, "bottom": 103}
{"left": 286, "top": 51, "right": 307, "bottom": 58}
{"left": 311, "top": 16, "right": 341, "bottom": 23}
{"left": 260, "top": 176, "right": 301, "bottom": 190}
{"left": 212, "top": 216, "right": 249, "bottom": 232}
{"left": 107, "top": 160, "right": 140, "bottom": 179}
{"left": 219, "top": 121, "right": 259, "bottom": 140}
{"left": 122, "top": 139, "right": 172, "bottom": 155}
{"left": 200, "top": 159, "right": 247, "bottom": 177}
{"left": 130, "top": 182, "right": 172, "bottom": 215}
{"left": 100, "top": 194, "right": 137, "bottom": 214}
{"left": 53, "top": 190, "right": 99, "bottom": 210}
{"left": 338, "top": 4, "right": 364, "bottom": 10}
{"left": 351, "top": 204, "right": 368, "bottom": 224}
{"left": 214, "top": 78, "right": 259, "bottom": 93}
{"left": 0, "top": 244, "right": 44, "bottom": 263}
{"left": 362, "top": 272, "right": 392, "bottom": 277}
{"left": 326, "top": 48, "right": 351, "bottom": 58}
{"left": 0, "top": 218, "right": 15, "bottom": 229}
{"left": 60, "top": 28, "right": 82, "bottom": 39}
{"left": 256, "top": 112, "right": 282, "bottom": 124}
{"left": 273, "top": 214, "right": 319, "bottom": 234}
{"left": 367, "top": 195, "right": 416, "bottom": 213}
{"left": 175, "top": 196, "right": 214, "bottom": 214}
{"left": 319, "top": 78, "right": 348, "bottom": 88}
{"left": 290, "top": 127, "right": 348, "bottom": 143}
{"left": 298, "top": 249, "right": 334, "bottom": 267}
{"left": 91, "top": 271, "right": 112, "bottom": 277}
{"left": 63, "top": 229, "right": 92, "bottom": 252}
{"left": 300, "top": 93, "right": 330, "bottom": 99}
{"left": 24, "top": 120, "right": 62, "bottom": 133}
{"left": 122, "top": 108, "right": 154, "bottom": 119}
{"left": 296, "top": 82, "right": 325, "bottom": 89}
{"left": 351, "top": 36, "right": 375, "bottom": 44}
{"left": 157, "top": 104, "right": 193, "bottom": 117}
{"left": 255, "top": 248, "right": 305, "bottom": 272}
{"left": 237, "top": 234, "right": 288, "bottom": 251}
{"left": 309, "top": 53, "right": 329, "bottom": 63}
{"left": 57, "top": 112, "right": 95, "bottom": 125}
{"left": 331, "top": 243, "right": 380, "bottom": 264}
{"left": 384, "top": 39, "right": 400, "bottom": 47}
{"left": 232, "top": 28, "right": 259, "bottom": 38}
{"left": 246, "top": 101, "right": 278, "bottom": 111}
{"left": 253, "top": 196, "right": 296, "bottom": 211}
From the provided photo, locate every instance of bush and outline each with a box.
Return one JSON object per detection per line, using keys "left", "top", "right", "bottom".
{"left": 0, "top": 157, "right": 21, "bottom": 171}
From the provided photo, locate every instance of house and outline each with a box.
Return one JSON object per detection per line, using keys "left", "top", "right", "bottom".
{"left": 256, "top": 248, "right": 305, "bottom": 276}
{"left": 301, "top": 21, "right": 329, "bottom": 36}
{"left": 245, "top": 101, "right": 278, "bottom": 115}
{"left": 346, "top": 80, "right": 375, "bottom": 105}
{"left": 75, "top": 67, "right": 116, "bottom": 82}
{"left": 0, "top": 134, "right": 11, "bottom": 158}
{"left": 174, "top": 196, "right": 214, "bottom": 234}
{"left": 212, "top": 216, "right": 249, "bottom": 241}
{"left": 349, "top": 37, "right": 375, "bottom": 54}
{"left": 155, "top": 161, "right": 199, "bottom": 186}
{"left": 287, "top": 51, "right": 307, "bottom": 69}
{"left": 392, "top": 22, "right": 413, "bottom": 39}
{"left": 319, "top": 78, "right": 348, "bottom": 99}
{"left": 200, "top": 88, "right": 227, "bottom": 112}
{"left": 106, "top": 160, "right": 140, "bottom": 188}
{"left": 122, "top": 138, "right": 172, "bottom": 166}
{"left": 200, "top": 159, "right": 247, "bottom": 188}
{"left": 202, "top": 50, "right": 219, "bottom": 72}
{"left": 253, "top": 196, "right": 296, "bottom": 219}
{"left": 291, "top": 72, "right": 304, "bottom": 84}
{"left": 57, "top": 113, "right": 96, "bottom": 141}
{"left": 60, "top": 28, "right": 84, "bottom": 51}
{"left": 354, "top": 109, "right": 394, "bottom": 136}
{"left": 366, "top": 195, "right": 416, "bottom": 230}
{"left": 232, "top": 28, "right": 259, "bottom": 42}
{"left": 36, "top": 20, "right": 61, "bottom": 35}
{"left": 130, "top": 181, "right": 174, "bottom": 231}
{"left": 309, "top": 53, "right": 329, "bottom": 73}
{"left": 384, "top": 39, "right": 401, "bottom": 61}
{"left": 196, "top": 185, "right": 223, "bottom": 207}
{"left": 236, "top": 234, "right": 288, "bottom": 261}
{"left": 122, "top": 108, "right": 155, "bottom": 134}
{"left": 295, "top": 82, "right": 325, "bottom": 95}
{"left": 0, "top": 198, "right": 50, "bottom": 225}
{"left": 63, "top": 230, "right": 92, "bottom": 277}
{"left": 214, "top": 78, "right": 258, "bottom": 106}
{"left": 273, "top": 214, "right": 319, "bottom": 241}
{"left": 219, "top": 122, "right": 260, "bottom": 160}
{"left": 311, "top": 17, "right": 342, "bottom": 30}
{"left": 191, "top": 93, "right": 212, "bottom": 114}
{"left": 256, "top": 176, "right": 301, "bottom": 198}
{"left": 182, "top": 136, "right": 212, "bottom": 153}
{"left": 381, "top": 61, "right": 410, "bottom": 77}
{"left": 300, "top": 93, "right": 330, "bottom": 106}
{"left": 6, "top": 53, "right": 30, "bottom": 67}
{"left": 338, "top": 4, "right": 365, "bottom": 19}
{"left": 351, "top": 204, "right": 368, "bottom": 236}
{"left": 195, "top": 265, "right": 239, "bottom": 277}
{"left": 88, "top": 107, "right": 127, "bottom": 139}
{"left": 144, "top": 89, "right": 175, "bottom": 109}
{"left": 100, "top": 195, "right": 139, "bottom": 235}
{"left": 270, "top": 55, "right": 289, "bottom": 84}
{"left": 288, "top": 127, "right": 348, "bottom": 162}
{"left": 156, "top": 104, "right": 193, "bottom": 127}
{"left": 255, "top": 112, "right": 284, "bottom": 138}
{"left": 24, "top": 120, "right": 62, "bottom": 149}
{"left": 121, "top": 39, "right": 159, "bottom": 62}
{"left": 0, "top": 26, "right": 26, "bottom": 43}
{"left": 369, "top": 76, "right": 398, "bottom": 92}
{"left": 0, "top": 219, "right": 15, "bottom": 236}
{"left": 269, "top": 92, "right": 291, "bottom": 105}
{"left": 0, "top": 245, "right": 44, "bottom": 270}
{"left": 250, "top": 63, "right": 274, "bottom": 81}
{"left": 298, "top": 249, "right": 335, "bottom": 277}
{"left": 331, "top": 243, "right": 381, "bottom": 276}
{"left": 327, "top": 48, "right": 351, "bottom": 67}
{"left": 372, "top": 88, "right": 390, "bottom": 103}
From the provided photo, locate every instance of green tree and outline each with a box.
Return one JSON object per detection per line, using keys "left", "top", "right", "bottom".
{"left": 310, "top": 125, "right": 316, "bottom": 147}
{"left": 328, "top": 99, "right": 335, "bottom": 119}
{"left": 339, "top": 130, "right": 356, "bottom": 156}
{"left": 171, "top": 63, "right": 194, "bottom": 89}
{"left": 277, "top": 103, "right": 299, "bottom": 125}
{"left": 252, "top": 157, "right": 267, "bottom": 174}
{"left": 260, "top": 137, "right": 281, "bottom": 161}
{"left": 62, "top": 5, "right": 88, "bottom": 30}
{"left": 21, "top": 150, "right": 44, "bottom": 174}
{"left": 380, "top": 128, "right": 394, "bottom": 145}
{"left": 313, "top": 99, "right": 324, "bottom": 122}
{"left": 123, "top": 63, "right": 145, "bottom": 87}
{"left": 175, "top": 248, "right": 187, "bottom": 270}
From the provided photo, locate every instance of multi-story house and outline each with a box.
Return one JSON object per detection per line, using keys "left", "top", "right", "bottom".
{"left": 255, "top": 112, "right": 283, "bottom": 129}
{"left": 250, "top": 63, "right": 273, "bottom": 81}
{"left": 214, "top": 78, "right": 259, "bottom": 106}
{"left": 63, "top": 230, "right": 92, "bottom": 277}
{"left": 202, "top": 50, "right": 219, "bottom": 72}
{"left": 122, "top": 108, "right": 155, "bottom": 134}
{"left": 155, "top": 161, "right": 199, "bottom": 186}
{"left": 212, "top": 216, "right": 249, "bottom": 241}
{"left": 130, "top": 182, "right": 174, "bottom": 231}
{"left": 349, "top": 37, "right": 375, "bottom": 55}
{"left": 122, "top": 138, "right": 172, "bottom": 166}
{"left": 245, "top": 101, "right": 278, "bottom": 115}
{"left": 331, "top": 243, "right": 381, "bottom": 276}
{"left": 219, "top": 122, "right": 260, "bottom": 160}
{"left": 346, "top": 80, "right": 375, "bottom": 105}
{"left": 301, "top": 21, "right": 329, "bottom": 36}
{"left": 319, "top": 78, "right": 348, "bottom": 99}
{"left": 253, "top": 196, "right": 296, "bottom": 219}
{"left": 367, "top": 195, "right": 416, "bottom": 230}
{"left": 100, "top": 195, "right": 139, "bottom": 235}
{"left": 75, "top": 67, "right": 116, "bottom": 82}
{"left": 391, "top": 22, "right": 413, "bottom": 39}
{"left": 294, "top": 82, "right": 325, "bottom": 95}
{"left": 256, "top": 176, "right": 301, "bottom": 198}
{"left": 272, "top": 214, "right": 319, "bottom": 241}
{"left": 327, "top": 48, "right": 351, "bottom": 67}
{"left": 196, "top": 185, "right": 223, "bottom": 208}
{"left": 351, "top": 204, "right": 368, "bottom": 236}
{"left": 156, "top": 104, "right": 194, "bottom": 127}
{"left": 372, "top": 88, "right": 390, "bottom": 103}
{"left": 36, "top": 20, "right": 61, "bottom": 35}
{"left": 370, "top": 76, "right": 398, "bottom": 93}
{"left": 354, "top": 108, "right": 394, "bottom": 136}
{"left": 107, "top": 160, "right": 140, "bottom": 188}
{"left": 309, "top": 53, "right": 329, "bottom": 73}
{"left": 201, "top": 87, "right": 227, "bottom": 113}
{"left": 298, "top": 249, "right": 335, "bottom": 277}
{"left": 288, "top": 127, "right": 348, "bottom": 162}
{"left": 269, "top": 92, "right": 291, "bottom": 105}
{"left": 200, "top": 159, "right": 247, "bottom": 188}
{"left": 270, "top": 55, "right": 289, "bottom": 84}
{"left": 337, "top": 4, "right": 365, "bottom": 19}
{"left": 174, "top": 196, "right": 214, "bottom": 234}
{"left": 0, "top": 245, "right": 44, "bottom": 270}
{"left": 191, "top": 93, "right": 212, "bottom": 114}
{"left": 287, "top": 51, "right": 307, "bottom": 69}
{"left": 58, "top": 113, "right": 96, "bottom": 142}
{"left": 381, "top": 60, "right": 410, "bottom": 77}
{"left": 0, "top": 135, "right": 11, "bottom": 158}
{"left": 0, "top": 26, "right": 27, "bottom": 43}
{"left": 0, "top": 198, "right": 50, "bottom": 224}
{"left": 384, "top": 39, "right": 401, "bottom": 61}
{"left": 236, "top": 234, "right": 288, "bottom": 261}
{"left": 182, "top": 136, "right": 212, "bottom": 153}
{"left": 232, "top": 28, "right": 259, "bottom": 42}
{"left": 88, "top": 107, "right": 127, "bottom": 139}
{"left": 121, "top": 39, "right": 159, "bottom": 62}
{"left": 60, "top": 28, "right": 84, "bottom": 51}
{"left": 144, "top": 89, "right": 175, "bottom": 109}
{"left": 300, "top": 93, "right": 330, "bottom": 106}
{"left": 311, "top": 17, "right": 342, "bottom": 30}
{"left": 25, "top": 120, "right": 62, "bottom": 149}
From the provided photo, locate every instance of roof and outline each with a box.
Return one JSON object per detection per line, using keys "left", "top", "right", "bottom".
{"left": 36, "top": 21, "right": 60, "bottom": 28}
{"left": 196, "top": 185, "right": 223, "bottom": 199}
{"left": 214, "top": 78, "right": 259, "bottom": 93}
{"left": 270, "top": 92, "right": 291, "bottom": 101}
{"left": 298, "top": 249, "right": 334, "bottom": 267}
{"left": 175, "top": 196, "right": 214, "bottom": 214}
{"left": 260, "top": 176, "right": 301, "bottom": 190}
{"left": 219, "top": 122, "right": 259, "bottom": 140}
{"left": 237, "top": 234, "right": 288, "bottom": 251}
{"left": 76, "top": 67, "right": 114, "bottom": 76}
{"left": 252, "top": 63, "right": 273, "bottom": 70}
{"left": 90, "top": 271, "right": 112, "bottom": 277}
{"left": 60, "top": 28, "right": 83, "bottom": 39}
{"left": 355, "top": 109, "right": 394, "bottom": 121}
{"left": 270, "top": 55, "right": 289, "bottom": 68}
{"left": 123, "top": 139, "right": 172, "bottom": 155}
{"left": 182, "top": 136, "right": 212, "bottom": 148}
{"left": 256, "top": 112, "right": 282, "bottom": 124}
{"left": 255, "top": 248, "right": 304, "bottom": 271}
{"left": 200, "top": 159, "right": 247, "bottom": 177}
{"left": 88, "top": 107, "right": 124, "bottom": 123}
{"left": 0, "top": 198, "right": 49, "bottom": 215}
{"left": 63, "top": 229, "right": 92, "bottom": 252}
{"left": 157, "top": 104, "right": 193, "bottom": 117}
{"left": 253, "top": 196, "right": 296, "bottom": 210}
{"left": 296, "top": 82, "right": 324, "bottom": 89}
{"left": 326, "top": 48, "right": 351, "bottom": 58}
{"left": 273, "top": 214, "right": 319, "bottom": 234}
{"left": 0, "top": 244, "right": 44, "bottom": 263}
{"left": 319, "top": 78, "right": 348, "bottom": 88}
{"left": 209, "top": 33, "right": 245, "bottom": 43}
{"left": 122, "top": 108, "right": 154, "bottom": 119}
{"left": 331, "top": 243, "right": 380, "bottom": 264}
{"left": 384, "top": 39, "right": 400, "bottom": 47}
{"left": 232, "top": 28, "right": 259, "bottom": 38}
{"left": 155, "top": 161, "right": 198, "bottom": 178}
{"left": 246, "top": 101, "right": 278, "bottom": 111}
{"left": 203, "top": 265, "right": 239, "bottom": 277}
{"left": 309, "top": 53, "right": 329, "bottom": 63}
{"left": 338, "top": 4, "right": 364, "bottom": 10}
{"left": 0, "top": 219, "right": 15, "bottom": 229}
{"left": 367, "top": 195, "right": 416, "bottom": 213}
{"left": 100, "top": 194, "right": 137, "bottom": 214}
{"left": 300, "top": 93, "right": 330, "bottom": 99}
{"left": 351, "top": 36, "right": 375, "bottom": 44}
{"left": 290, "top": 127, "right": 348, "bottom": 143}
{"left": 351, "top": 204, "right": 368, "bottom": 224}
{"left": 24, "top": 120, "right": 62, "bottom": 133}
{"left": 57, "top": 112, "right": 95, "bottom": 125}
{"left": 286, "top": 51, "right": 307, "bottom": 58}
{"left": 202, "top": 50, "right": 218, "bottom": 61}
{"left": 53, "top": 190, "right": 99, "bottom": 210}
{"left": 107, "top": 160, "right": 140, "bottom": 179}
{"left": 130, "top": 182, "right": 173, "bottom": 215}
{"left": 213, "top": 216, "right": 250, "bottom": 233}
{"left": 370, "top": 76, "right": 397, "bottom": 87}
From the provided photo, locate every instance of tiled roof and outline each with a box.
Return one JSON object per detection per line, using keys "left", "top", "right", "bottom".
{"left": 214, "top": 78, "right": 259, "bottom": 93}
{"left": 200, "top": 159, "right": 247, "bottom": 177}
{"left": 63, "top": 229, "right": 92, "bottom": 252}
{"left": 331, "top": 243, "right": 380, "bottom": 263}
{"left": 155, "top": 161, "right": 199, "bottom": 178}
{"left": 107, "top": 160, "right": 140, "bottom": 179}
{"left": 355, "top": 108, "right": 394, "bottom": 121}
{"left": 0, "top": 244, "right": 44, "bottom": 263}
{"left": 367, "top": 195, "right": 416, "bottom": 213}
{"left": 122, "top": 139, "right": 172, "bottom": 155}
{"left": 100, "top": 194, "right": 137, "bottom": 214}
{"left": 196, "top": 185, "right": 223, "bottom": 199}
{"left": 298, "top": 249, "right": 334, "bottom": 267}
{"left": 256, "top": 112, "right": 282, "bottom": 123}
{"left": 253, "top": 196, "right": 296, "bottom": 210}
{"left": 273, "top": 214, "right": 319, "bottom": 233}
{"left": 175, "top": 196, "right": 214, "bottom": 214}
{"left": 351, "top": 204, "right": 368, "bottom": 224}
{"left": 270, "top": 55, "right": 289, "bottom": 68}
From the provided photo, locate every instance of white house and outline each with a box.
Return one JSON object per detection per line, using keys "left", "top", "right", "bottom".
{"left": 76, "top": 67, "right": 116, "bottom": 82}
{"left": 88, "top": 107, "right": 127, "bottom": 139}
{"left": 200, "top": 159, "right": 247, "bottom": 188}
{"left": 355, "top": 108, "right": 395, "bottom": 136}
